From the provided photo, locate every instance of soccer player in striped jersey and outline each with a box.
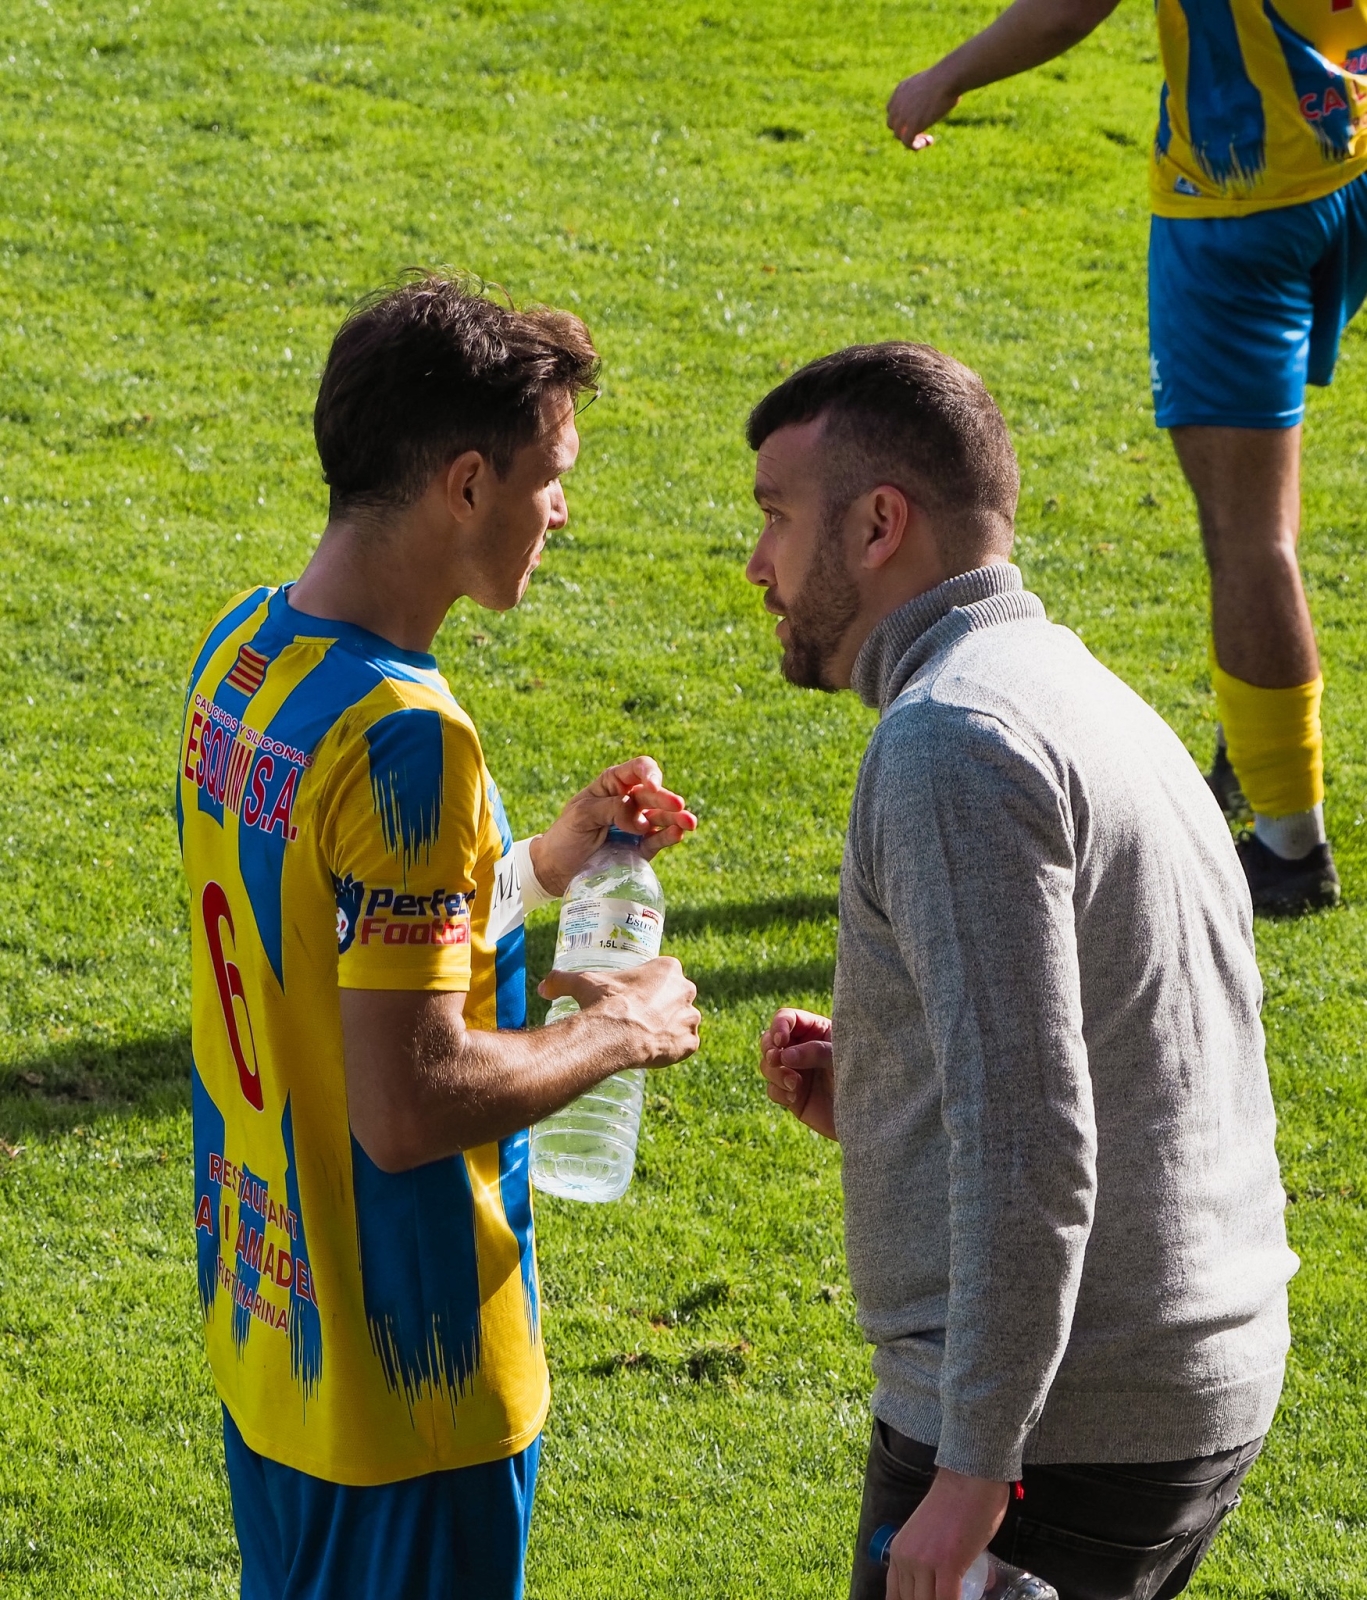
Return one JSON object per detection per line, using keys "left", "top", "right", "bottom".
{"left": 885, "top": 0, "right": 1367, "bottom": 913}
{"left": 178, "top": 275, "right": 701, "bottom": 1600}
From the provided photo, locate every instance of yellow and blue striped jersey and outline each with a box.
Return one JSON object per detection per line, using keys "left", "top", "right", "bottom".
{"left": 178, "top": 585, "right": 547, "bottom": 1486}
{"left": 1151, "top": 0, "right": 1367, "bottom": 215}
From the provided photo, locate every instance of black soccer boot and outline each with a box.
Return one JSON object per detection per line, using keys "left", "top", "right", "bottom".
{"left": 1206, "top": 729, "right": 1250, "bottom": 822}
{"left": 1235, "top": 833, "right": 1341, "bottom": 915}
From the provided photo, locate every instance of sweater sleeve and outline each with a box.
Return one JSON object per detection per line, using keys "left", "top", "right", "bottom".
{"left": 860, "top": 705, "right": 1097, "bottom": 1481}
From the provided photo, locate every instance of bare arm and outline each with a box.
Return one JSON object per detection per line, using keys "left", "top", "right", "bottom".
{"left": 887, "top": 0, "right": 1124, "bottom": 150}
{"left": 341, "top": 751, "right": 700, "bottom": 1172}
{"left": 343, "top": 959, "right": 700, "bottom": 1172}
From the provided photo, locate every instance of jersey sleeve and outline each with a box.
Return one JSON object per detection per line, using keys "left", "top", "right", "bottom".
{"left": 325, "top": 701, "right": 486, "bottom": 992}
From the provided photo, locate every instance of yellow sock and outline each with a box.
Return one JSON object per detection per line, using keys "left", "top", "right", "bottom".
{"left": 1210, "top": 653, "right": 1324, "bottom": 818}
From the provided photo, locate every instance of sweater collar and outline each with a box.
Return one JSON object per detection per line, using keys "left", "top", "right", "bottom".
{"left": 850, "top": 563, "right": 1044, "bottom": 711}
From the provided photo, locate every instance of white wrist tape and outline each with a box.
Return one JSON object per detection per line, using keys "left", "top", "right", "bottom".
{"left": 513, "top": 836, "right": 558, "bottom": 912}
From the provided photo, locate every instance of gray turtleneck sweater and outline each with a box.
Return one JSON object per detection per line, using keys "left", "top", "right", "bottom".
{"left": 835, "top": 562, "right": 1296, "bottom": 1480}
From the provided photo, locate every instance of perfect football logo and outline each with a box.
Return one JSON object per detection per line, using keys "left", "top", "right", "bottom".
{"left": 348, "top": 885, "right": 473, "bottom": 948}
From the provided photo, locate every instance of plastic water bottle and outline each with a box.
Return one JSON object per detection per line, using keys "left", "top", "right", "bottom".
{"left": 529, "top": 826, "right": 666, "bottom": 1202}
{"left": 869, "top": 1527, "right": 1058, "bottom": 1600}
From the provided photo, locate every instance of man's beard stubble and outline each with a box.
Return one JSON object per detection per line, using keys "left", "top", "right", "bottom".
{"left": 778, "top": 506, "right": 861, "bottom": 691}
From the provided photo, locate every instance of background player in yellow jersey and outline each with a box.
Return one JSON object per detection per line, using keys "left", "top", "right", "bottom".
{"left": 884, "top": 0, "right": 1367, "bottom": 914}
{"left": 177, "top": 275, "right": 701, "bottom": 1600}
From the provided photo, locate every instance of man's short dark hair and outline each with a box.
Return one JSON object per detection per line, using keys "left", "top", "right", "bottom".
{"left": 746, "top": 343, "right": 1019, "bottom": 567}
{"left": 314, "top": 273, "right": 600, "bottom": 521}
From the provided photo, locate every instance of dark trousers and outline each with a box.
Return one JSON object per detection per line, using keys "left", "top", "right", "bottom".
{"left": 850, "top": 1420, "right": 1261, "bottom": 1600}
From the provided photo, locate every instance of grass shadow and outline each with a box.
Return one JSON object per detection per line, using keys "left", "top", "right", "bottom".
{"left": 664, "top": 895, "right": 839, "bottom": 939}
{"left": 691, "top": 959, "right": 834, "bottom": 1006}
{"left": 0, "top": 1032, "right": 190, "bottom": 1142}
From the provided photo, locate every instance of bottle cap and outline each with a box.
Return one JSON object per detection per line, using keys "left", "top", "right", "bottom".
{"left": 605, "top": 825, "right": 643, "bottom": 848}
{"left": 869, "top": 1525, "right": 898, "bottom": 1567}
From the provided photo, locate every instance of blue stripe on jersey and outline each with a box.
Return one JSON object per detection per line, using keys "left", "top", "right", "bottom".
{"left": 238, "top": 642, "right": 380, "bottom": 987}
{"left": 350, "top": 1135, "right": 483, "bottom": 1412}
{"left": 200, "top": 589, "right": 305, "bottom": 829}
{"left": 491, "top": 777, "right": 525, "bottom": 1028}
{"left": 365, "top": 709, "right": 446, "bottom": 877}
{"left": 233, "top": 1162, "right": 271, "bottom": 1352}
{"left": 1264, "top": 0, "right": 1355, "bottom": 158}
{"left": 1157, "top": 79, "right": 1173, "bottom": 157}
{"left": 184, "top": 588, "right": 271, "bottom": 830}
{"left": 498, "top": 1130, "right": 539, "bottom": 1338}
{"left": 495, "top": 922, "right": 528, "bottom": 1030}
{"left": 184, "top": 587, "right": 272, "bottom": 714}
{"left": 1176, "top": 0, "right": 1266, "bottom": 184}
{"left": 488, "top": 782, "right": 514, "bottom": 855}
{"left": 192, "top": 1059, "right": 226, "bottom": 1317}
{"left": 281, "top": 1095, "right": 323, "bottom": 1401}
{"left": 211, "top": 588, "right": 300, "bottom": 723}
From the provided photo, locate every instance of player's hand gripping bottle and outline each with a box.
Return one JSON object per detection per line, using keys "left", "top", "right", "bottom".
{"left": 869, "top": 1527, "right": 1058, "bottom": 1600}
{"left": 529, "top": 826, "right": 665, "bottom": 1202}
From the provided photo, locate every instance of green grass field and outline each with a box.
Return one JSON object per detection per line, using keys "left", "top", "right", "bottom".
{"left": 2, "top": 0, "right": 1365, "bottom": 1593}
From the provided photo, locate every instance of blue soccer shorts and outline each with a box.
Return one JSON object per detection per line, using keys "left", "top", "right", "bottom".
{"left": 1149, "top": 170, "right": 1367, "bottom": 429}
{"left": 222, "top": 1407, "right": 540, "bottom": 1600}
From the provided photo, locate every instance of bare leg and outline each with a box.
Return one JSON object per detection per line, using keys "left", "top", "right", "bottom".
{"left": 1170, "top": 424, "right": 1338, "bottom": 907}
{"left": 1169, "top": 424, "right": 1316, "bottom": 688}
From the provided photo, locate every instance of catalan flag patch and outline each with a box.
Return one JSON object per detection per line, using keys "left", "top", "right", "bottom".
{"left": 225, "top": 644, "right": 269, "bottom": 696}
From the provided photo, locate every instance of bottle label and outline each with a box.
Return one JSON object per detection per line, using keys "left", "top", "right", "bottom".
{"left": 555, "top": 897, "right": 663, "bottom": 962}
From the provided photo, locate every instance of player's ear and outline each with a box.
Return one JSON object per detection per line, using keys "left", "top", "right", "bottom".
{"left": 860, "top": 484, "right": 911, "bottom": 571}
{"left": 443, "top": 450, "right": 486, "bottom": 523}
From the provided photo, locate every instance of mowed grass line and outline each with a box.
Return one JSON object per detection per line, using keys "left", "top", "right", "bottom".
{"left": 0, "top": 0, "right": 1364, "bottom": 1594}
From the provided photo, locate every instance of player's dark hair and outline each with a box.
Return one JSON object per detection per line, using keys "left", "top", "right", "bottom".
{"left": 314, "top": 272, "right": 600, "bottom": 521}
{"left": 746, "top": 342, "right": 1019, "bottom": 566}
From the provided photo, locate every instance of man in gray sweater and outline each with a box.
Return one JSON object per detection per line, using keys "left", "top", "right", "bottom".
{"left": 747, "top": 344, "right": 1298, "bottom": 1600}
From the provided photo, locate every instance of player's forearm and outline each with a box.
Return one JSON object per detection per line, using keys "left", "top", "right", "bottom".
{"left": 935, "top": 0, "right": 1120, "bottom": 96}
{"left": 351, "top": 1006, "right": 644, "bottom": 1172}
